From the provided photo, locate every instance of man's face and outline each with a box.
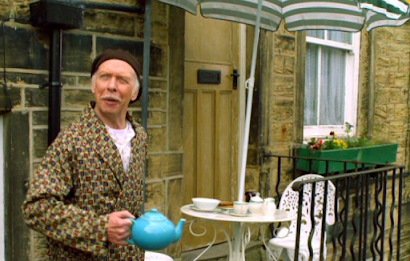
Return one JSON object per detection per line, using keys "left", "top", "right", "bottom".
{"left": 92, "top": 59, "right": 139, "bottom": 120}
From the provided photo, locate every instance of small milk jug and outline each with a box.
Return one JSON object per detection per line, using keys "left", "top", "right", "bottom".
{"left": 263, "top": 197, "right": 276, "bottom": 216}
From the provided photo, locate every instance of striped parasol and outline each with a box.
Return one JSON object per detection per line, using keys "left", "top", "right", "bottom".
{"left": 359, "top": 0, "right": 409, "bottom": 19}
{"left": 157, "top": 0, "right": 410, "bottom": 202}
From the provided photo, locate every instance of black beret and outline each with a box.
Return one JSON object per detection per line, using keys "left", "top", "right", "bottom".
{"left": 91, "top": 49, "right": 142, "bottom": 101}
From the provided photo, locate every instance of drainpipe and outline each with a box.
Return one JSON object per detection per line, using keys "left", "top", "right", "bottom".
{"left": 47, "top": 29, "right": 62, "bottom": 145}
{"left": 368, "top": 31, "right": 375, "bottom": 138}
{"left": 141, "top": 0, "right": 152, "bottom": 213}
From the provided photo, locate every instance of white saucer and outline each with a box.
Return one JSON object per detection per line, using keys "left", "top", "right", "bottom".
{"left": 219, "top": 206, "right": 234, "bottom": 211}
{"left": 189, "top": 205, "right": 222, "bottom": 213}
{"left": 228, "top": 210, "right": 251, "bottom": 217}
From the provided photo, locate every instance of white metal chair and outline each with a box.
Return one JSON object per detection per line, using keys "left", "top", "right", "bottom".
{"left": 267, "top": 174, "right": 336, "bottom": 261}
{"left": 145, "top": 251, "right": 174, "bottom": 261}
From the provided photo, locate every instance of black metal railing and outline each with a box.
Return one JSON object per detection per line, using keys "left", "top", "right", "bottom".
{"left": 263, "top": 153, "right": 408, "bottom": 261}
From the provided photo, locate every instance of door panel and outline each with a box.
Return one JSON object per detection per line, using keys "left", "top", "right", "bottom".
{"left": 182, "top": 11, "right": 239, "bottom": 251}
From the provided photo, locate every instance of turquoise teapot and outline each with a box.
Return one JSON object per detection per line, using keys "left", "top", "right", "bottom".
{"left": 126, "top": 208, "right": 186, "bottom": 250}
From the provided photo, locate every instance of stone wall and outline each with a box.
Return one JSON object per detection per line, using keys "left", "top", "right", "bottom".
{"left": 1, "top": 1, "right": 185, "bottom": 260}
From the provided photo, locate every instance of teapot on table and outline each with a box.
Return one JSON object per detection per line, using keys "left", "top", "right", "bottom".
{"left": 248, "top": 192, "right": 264, "bottom": 215}
{"left": 126, "top": 208, "right": 186, "bottom": 250}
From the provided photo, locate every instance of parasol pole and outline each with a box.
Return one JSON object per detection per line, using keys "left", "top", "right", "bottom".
{"left": 238, "top": 0, "right": 263, "bottom": 202}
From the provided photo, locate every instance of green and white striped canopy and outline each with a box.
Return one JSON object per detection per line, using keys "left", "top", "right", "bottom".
{"left": 359, "top": 0, "right": 409, "bottom": 19}
{"left": 158, "top": 0, "right": 410, "bottom": 32}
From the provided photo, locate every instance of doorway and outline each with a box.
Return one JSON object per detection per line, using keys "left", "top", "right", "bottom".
{"left": 182, "top": 12, "right": 245, "bottom": 251}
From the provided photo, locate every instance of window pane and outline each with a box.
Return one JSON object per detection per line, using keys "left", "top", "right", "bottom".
{"left": 319, "top": 46, "right": 346, "bottom": 125}
{"left": 307, "top": 30, "right": 325, "bottom": 39}
{"left": 328, "top": 31, "right": 351, "bottom": 44}
{"left": 304, "top": 44, "right": 319, "bottom": 125}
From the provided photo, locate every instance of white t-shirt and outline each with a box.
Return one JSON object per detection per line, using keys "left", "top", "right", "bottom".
{"left": 105, "top": 121, "right": 135, "bottom": 172}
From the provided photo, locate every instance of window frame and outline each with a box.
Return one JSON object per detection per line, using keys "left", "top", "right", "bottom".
{"left": 303, "top": 32, "right": 361, "bottom": 140}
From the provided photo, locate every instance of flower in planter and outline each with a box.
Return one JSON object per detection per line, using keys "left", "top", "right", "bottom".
{"left": 307, "top": 122, "right": 380, "bottom": 151}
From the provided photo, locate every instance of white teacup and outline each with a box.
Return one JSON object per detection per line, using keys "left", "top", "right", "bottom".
{"left": 233, "top": 201, "right": 249, "bottom": 214}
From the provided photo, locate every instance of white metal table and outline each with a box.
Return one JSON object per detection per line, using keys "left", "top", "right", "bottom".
{"left": 181, "top": 204, "right": 296, "bottom": 261}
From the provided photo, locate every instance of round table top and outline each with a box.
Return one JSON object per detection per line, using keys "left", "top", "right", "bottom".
{"left": 181, "top": 204, "right": 296, "bottom": 223}
{"left": 145, "top": 251, "right": 173, "bottom": 261}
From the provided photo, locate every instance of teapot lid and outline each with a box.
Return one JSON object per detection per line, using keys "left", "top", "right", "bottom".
{"left": 250, "top": 192, "right": 263, "bottom": 202}
{"left": 142, "top": 208, "right": 167, "bottom": 221}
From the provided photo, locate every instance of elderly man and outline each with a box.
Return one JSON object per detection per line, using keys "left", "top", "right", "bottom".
{"left": 22, "top": 49, "right": 147, "bottom": 260}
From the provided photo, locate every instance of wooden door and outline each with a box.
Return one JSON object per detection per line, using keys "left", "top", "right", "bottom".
{"left": 182, "top": 12, "right": 240, "bottom": 251}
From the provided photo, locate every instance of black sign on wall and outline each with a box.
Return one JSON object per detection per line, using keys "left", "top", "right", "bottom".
{"left": 197, "top": 69, "right": 221, "bottom": 84}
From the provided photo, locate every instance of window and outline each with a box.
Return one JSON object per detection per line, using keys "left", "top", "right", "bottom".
{"left": 303, "top": 30, "right": 360, "bottom": 139}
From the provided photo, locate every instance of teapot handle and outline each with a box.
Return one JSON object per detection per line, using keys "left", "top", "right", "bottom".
{"left": 126, "top": 218, "right": 136, "bottom": 244}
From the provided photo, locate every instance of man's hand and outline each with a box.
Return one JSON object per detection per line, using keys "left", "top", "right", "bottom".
{"left": 107, "top": 210, "right": 136, "bottom": 245}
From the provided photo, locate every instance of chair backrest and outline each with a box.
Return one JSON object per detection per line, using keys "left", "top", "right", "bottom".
{"left": 278, "top": 174, "right": 336, "bottom": 240}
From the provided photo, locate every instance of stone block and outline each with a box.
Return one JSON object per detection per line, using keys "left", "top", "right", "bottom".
{"left": 148, "top": 111, "right": 166, "bottom": 125}
{"left": 25, "top": 88, "right": 48, "bottom": 107}
{"left": 375, "top": 28, "right": 395, "bottom": 41}
{"left": 394, "top": 72, "right": 409, "bottom": 88}
{"left": 270, "top": 122, "right": 293, "bottom": 142}
{"left": 390, "top": 88, "right": 408, "bottom": 104}
{"left": 150, "top": 79, "right": 168, "bottom": 90}
{"left": 62, "top": 89, "right": 93, "bottom": 107}
{"left": 147, "top": 127, "right": 166, "bottom": 152}
{"left": 374, "top": 105, "right": 387, "bottom": 119}
{"left": 273, "top": 55, "right": 285, "bottom": 74}
{"left": 375, "top": 73, "right": 394, "bottom": 86}
{"left": 147, "top": 154, "right": 161, "bottom": 179}
{"left": 62, "top": 33, "right": 93, "bottom": 73}
{"left": 6, "top": 72, "right": 48, "bottom": 86}
{"left": 270, "top": 99, "right": 294, "bottom": 121}
{"left": 275, "top": 34, "right": 296, "bottom": 56}
{"left": 0, "top": 26, "right": 48, "bottom": 70}
{"left": 33, "top": 129, "right": 48, "bottom": 158}
{"left": 394, "top": 104, "right": 408, "bottom": 121}
{"left": 32, "top": 110, "right": 48, "bottom": 126}
{"left": 96, "top": 37, "right": 164, "bottom": 77}
{"left": 60, "top": 111, "right": 82, "bottom": 128}
{"left": 284, "top": 56, "right": 295, "bottom": 74}
{"left": 78, "top": 76, "right": 91, "bottom": 87}
{"left": 272, "top": 76, "right": 294, "bottom": 97}
{"left": 9, "top": 86, "right": 22, "bottom": 108}
{"left": 61, "top": 75, "right": 76, "bottom": 87}
{"left": 83, "top": 10, "right": 138, "bottom": 37}
{"left": 145, "top": 182, "right": 165, "bottom": 211}
{"left": 149, "top": 92, "right": 167, "bottom": 109}
{"left": 374, "top": 89, "right": 390, "bottom": 105}
{"left": 162, "top": 153, "right": 183, "bottom": 176}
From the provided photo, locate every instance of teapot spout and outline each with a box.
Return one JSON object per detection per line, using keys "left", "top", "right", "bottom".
{"left": 173, "top": 218, "right": 186, "bottom": 243}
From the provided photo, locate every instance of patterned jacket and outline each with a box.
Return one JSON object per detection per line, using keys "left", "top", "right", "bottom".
{"left": 22, "top": 102, "right": 148, "bottom": 260}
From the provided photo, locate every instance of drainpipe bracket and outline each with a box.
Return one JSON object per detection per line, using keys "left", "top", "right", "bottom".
{"left": 40, "top": 81, "right": 63, "bottom": 89}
